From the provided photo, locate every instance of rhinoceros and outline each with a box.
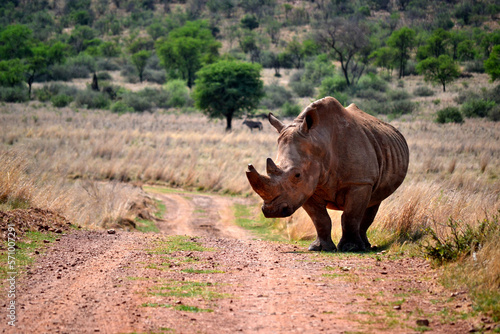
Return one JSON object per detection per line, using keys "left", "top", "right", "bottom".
{"left": 246, "top": 97, "right": 409, "bottom": 252}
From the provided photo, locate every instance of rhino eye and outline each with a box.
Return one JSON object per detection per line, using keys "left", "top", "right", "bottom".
{"left": 295, "top": 173, "right": 301, "bottom": 178}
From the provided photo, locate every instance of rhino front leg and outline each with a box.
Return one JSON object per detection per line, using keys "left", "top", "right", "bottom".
{"left": 338, "top": 185, "right": 372, "bottom": 252}
{"left": 302, "top": 198, "right": 336, "bottom": 252}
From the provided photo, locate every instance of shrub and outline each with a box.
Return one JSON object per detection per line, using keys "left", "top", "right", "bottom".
{"left": 318, "top": 76, "right": 348, "bottom": 98}
{"left": 48, "top": 63, "right": 91, "bottom": 81}
{"left": 357, "top": 73, "right": 387, "bottom": 92}
{"left": 111, "top": 101, "right": 133, "bottom": 113}
{"left": 51, "top": 94, "right": 73, "bottom": 108}
{"left": 422, "top": 215, "right": 499, "bottom": 265}
{"left": 390, "top": 100, "right": 417, "bottom": 115}
{"left": 353, "top": 88, "right": 385, "bottom": 102}
{"left": 289, "top": 81, "right": 315, "bottom": 97}
{"left": 75, "top": 89, "right": 110, "bottom": 109}
{"left": 122, "top": 92, "right": 153, "bottom": 112}
{"left": 413, "top": 86, "right": 434, "bottom": 97}
{"left": 0, "top": 86, "right": 28, "bottom": 102}
{"left": 143, "top": 69, "right": 166, "bottom": 84}
{"left": 97, "top": 72, "right": 112, "bottom": 81}
{"left": 461, "top": 99, "right": 496, "bottom": 118}
{"left": 464, "top": 60, "right": 484, "bottom": 73}
{"left": 34, "top": 86, "right": 52, "bottom": 102}
{"left": 281, "top": 102, "right": 301, "bottom": 117}
{"left": 96, "top": 58, "right": 121, "bottom": 71}
{"left": 436, "top": 107, "right": 464, "bottom": 124}
{"left": 388, "top": 89, "right": 411, "bottom": 101}
{"left": 260, "top": 84, "right": 294, "bottom": 110}
{"left": 163, "top": 80, "right": 192, "bottom": 108}
{"left": 487, "top": 105, "right": 500, "bottom": 122}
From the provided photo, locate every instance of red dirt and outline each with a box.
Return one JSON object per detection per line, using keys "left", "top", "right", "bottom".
{"left": 1, "top": 191, "right": 495, "bottom": 333}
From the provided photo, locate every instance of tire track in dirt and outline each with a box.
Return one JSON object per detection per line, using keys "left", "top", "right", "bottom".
{"left": 150, "top": 190, "right": 251, "bottom": 240}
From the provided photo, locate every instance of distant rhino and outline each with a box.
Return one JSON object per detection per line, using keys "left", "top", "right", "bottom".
{"left": 243, "top": 119, "right": 263, "bottom": 131}
{"left": 246, "top": 97, "right": 409, "bottom": 252}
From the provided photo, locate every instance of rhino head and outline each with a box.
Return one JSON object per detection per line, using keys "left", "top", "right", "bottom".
{"left": 246, "top": 107, "right": 323, "bottom": 218}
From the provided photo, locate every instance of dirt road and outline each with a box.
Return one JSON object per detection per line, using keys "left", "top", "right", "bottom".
{"left": 4, "top": 191, "right": 488, "bottom": 333}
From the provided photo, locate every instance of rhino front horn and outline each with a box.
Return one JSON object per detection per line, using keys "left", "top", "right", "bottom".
{"left": 246, "top": 164, "right": 274, "bottom": 201}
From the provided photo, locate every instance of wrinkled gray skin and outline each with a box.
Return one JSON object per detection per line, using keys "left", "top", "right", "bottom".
{"left": 246, "top": 97, "right": 409, "bottom": 252}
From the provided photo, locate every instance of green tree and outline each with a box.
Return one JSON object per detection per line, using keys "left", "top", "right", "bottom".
{"left": 0, "top": 59, "right": 26, "bottom": 87}
{"left": 387, "top": 27, "right": 416, "bottom": 79}
{"left": 0, "top": 24, "right": 33, "bottom": 60}
{"left": 485, "top": 45, "right": 500, "bottom": 82}
{"left": 417, "top": 29, "right": 451, "bottom": 60}
{"left": 131, "top": 50, "right": 151, "bottom": 83}
{"left": 240, "top": 14, "right": 259, "bottom": 30}
{"left": 193, "top": 60, "right": 264, "bottom": 131}
{"left": 417, "top": 55, "right": 460, "bottom": 92}
{"left": 370, "top": 46, "right": 397, "bottom": 75}
{"left": 156, "top": 20, "right": 220, "bottom": 88}
{"left": 24, "top": 44, "right": 49, "bottom": 98}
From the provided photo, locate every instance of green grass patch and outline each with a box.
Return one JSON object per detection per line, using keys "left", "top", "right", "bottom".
{"left": 181, "top": 268, "right": 225, "bottom": 274}
{"left": 141, "top": 302, "right": 213, "bottom": 313}
{"left": 233, "top": 203, "right": 286, "bottom": 242}
{"left": 148, "top": 235, "right": 212, "bottom": 254}
{"left": 135, "top": 199, "right": 165, "bottom": 233}
{"left": 0, "top": 231, "right": 57, "bottom": 281}
{"left": 149, "top": 280, "right": 229, "bottom": 300}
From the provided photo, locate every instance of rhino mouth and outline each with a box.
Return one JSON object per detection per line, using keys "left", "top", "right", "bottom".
{"left": 262, "top": 201, "right": 294, "bottom": 218}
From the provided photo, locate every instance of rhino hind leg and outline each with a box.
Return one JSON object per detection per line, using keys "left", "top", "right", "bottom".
{"left": 359, "top": 204, "right": 380, "bottom": 250}
{"left": 337, "top": 186, "right": 373, "bottom": 252}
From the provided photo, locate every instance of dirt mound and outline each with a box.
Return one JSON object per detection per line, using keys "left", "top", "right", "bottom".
{"left": 0, "top": 207, "right": 75, "bottom": 243}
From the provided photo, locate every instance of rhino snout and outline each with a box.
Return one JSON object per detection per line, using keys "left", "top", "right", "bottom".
{"left": 262, "top": 203, "right": 293, "bottom": 218}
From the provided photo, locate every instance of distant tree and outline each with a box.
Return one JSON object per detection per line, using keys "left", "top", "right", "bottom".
{"left": 417, "top": 29, "right": 451, "bottom": 61}
{"left": 370, "top": 46, "right": 397, "bottom": 75}
{"left": 68, "top": 26, "right": 97, "bottom": 53}
{"left": 417, "top": 55, "right": 461, "bottom": 92}
{"left": 485, "top": 45, "right": 500, "bottom": 82}
{"left": 314, "top": 17, "right": 371, "bottom": 86}
{"left": 457, "top": 40, "right": 477, "bottom": 61}
{"left": 132, "top": 50, "right": 151, "bottom": 83}
{"left": 285, "top": 39, "right": 305, "bottom": 69}
{"left": 264, "top": 19, "right": 281, "bottom": 46}
{"left": 193, "top": 60, "right": 264, "bottom": 131}
{"left": 0, "top": 59, "right": 26, "bottom": 87}
{"left": 387, "top": 27, "right": 416, "bottom": 79}
{"left": 479, "top": 30, "right": 500, "bottom": 58}
{"left": 47, "top": 42, "right": 69, "bottom": 64}
{"left": 156, "top": 20, "right": 221, "bottom": 88}
{"left": 240, "top": 14, "right": 259, "bottom": 30}
{"left": 0, "top": 24, "right": 33, "bottom": 60}
{"left": 24, "top": 44, "right": 49, "bottom": 98}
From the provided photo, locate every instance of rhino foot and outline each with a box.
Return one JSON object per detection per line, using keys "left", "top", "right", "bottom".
{"left": 308, "top": 239, "right": 336, "bottom": 252}
{"left": 338, "top": 239, "right": 366, "bottom": 252}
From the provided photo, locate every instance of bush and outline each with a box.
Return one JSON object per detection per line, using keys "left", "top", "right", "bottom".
{"left": 48, "top": 63, "right": 91, "bottom": 81}
{"left": 34, "top": 86, "right": 52, "bottom": 102}
{"left": 51, "top": 94, "right": 73, "bottom": 108}
{"left": 464, "top": 60, "right": 484, "bottom": 73}
{"left": 111, "top": 101, "right": 133, "bottom": 113}
{"left": 260, "top": 84, "right": 294, "bottom": 110}
{"left": 97, "top": 72, "right": 112, "bottom": 81}
{"left": 388, "top": 89, "right": 411, "bottom": 101}
{"left": 289, "top": 81, "right": 315, "bottom": 97}
{"left": 461, "top": 99, "right": 496, "bottom": 118}
{"left": 75, "top": 89, "right": 110, "bottom": 109}
{"left": 353, "top": 88, "right": 385, "bottom": 102}
{"left": 390, "top": 100, "right": 417, "bottom": 115}
{"left": 436, "top": 107, "right": 464, "bottom": 124}
{"left": 96, "top": 58, "right": 121, "bottom": 71}
{"left": 163, "top": 80, "right": 192, "bottom": 108}
{"left": 0, "top": 86, "right": 28, "bottom": 102}
{"left": 357, "top": 73, "right": 387, "bottom": 92}
{"left": 143, "top": 69, "right": 166, "bottom": 84}
{"left": 122, "top": 92, "right": 153, "bottom": 112}
{"left": 318, "top": 76, "right": 348, "bottom": 98}
{"left": 487, "top": 105, "right": 500, "bottom": 122}
{"left": 281, "top": 102, "right": 301, "bottom": 117}
{"left": 413, "top": 86, "right": 434, "bottom": 97}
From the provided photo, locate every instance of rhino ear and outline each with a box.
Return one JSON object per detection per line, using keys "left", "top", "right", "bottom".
{"left": 268, "top": 113, "right": 285, "bottom": 133}
{"left": 300, "top": 107, "right": 319, "bottom": 134}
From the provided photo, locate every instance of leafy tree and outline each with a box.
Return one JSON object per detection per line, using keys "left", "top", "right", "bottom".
{"left": 156, "top": 20, "right": 220, "bottom": 88}
{"left": 457, "top": 40, "right": 477, "bottom": 61}
{"left": 68, "top": 26, "right": 97, "bottom": 53}
{"left": 417, "top": 29, "right": 451, "bottom": 61}
{"left": 193, "top": 60, "right": 264, "bottom": 131}
{"left": 285, "top": 39, "right": 304, "bottom": 69}
{"left": 264, "top": 19, "right": 281, "bottom": 46}
{"left": 24, "top": 44, "right": 49, "bottom": 98}
{"left": 0, "top": 24, "right": 33, "bottom": 60}
{"left": 314, "top": 17, "right": 371, "bottom": 86}
{"left": 387, "top": 27, "right": 416, "bottom": 79}
{"left": 370, "top": 46, "right": 397, "bottom": 75}
{"left": 0, "top": 59, "right": 25, "bottom": 87}
{"left": 485, "top": 45, "right": 500, "bottom": 82}
{"left": 47, "top": 42, "right": 69, "bottom": 64}
{"left": 417, "top": 55, "right": 460, "bottom": 92}
{"left": 131, "top": 50, "right": 151, "bottom": 83}
{"left": 240, "top": 14, "right": 259, "bottom": 30}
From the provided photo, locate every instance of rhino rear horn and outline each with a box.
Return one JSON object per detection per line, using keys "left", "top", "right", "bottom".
{"left": 268, "top": 113, "right": 285, "bottom": 133}
{"left": 246, "top": 164, "right": 274, "bottom": 201}
{"left": 266, "top": 158, "right": 282, "bottom": 176}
